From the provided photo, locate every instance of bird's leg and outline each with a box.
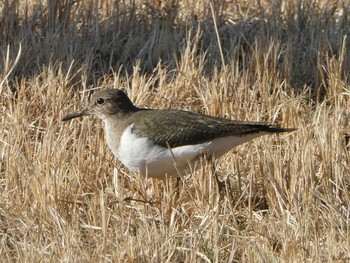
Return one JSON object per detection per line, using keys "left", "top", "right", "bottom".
{"left": 174, "top": 177, "right": 181, "bottom": 199}
{"left": 166, "top": 142, "right": 186, "bottom": 201}
{"left": 203, "top": 154, "right": 226, "bottom": 193}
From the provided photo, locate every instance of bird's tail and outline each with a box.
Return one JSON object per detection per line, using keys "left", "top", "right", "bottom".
{"left": 266, "top": 126, "right": 298, "bottom": 133}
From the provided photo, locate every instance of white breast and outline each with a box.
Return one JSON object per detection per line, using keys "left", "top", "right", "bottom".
{"left": 107, "top": 123, "right": 265, "bottom": 178}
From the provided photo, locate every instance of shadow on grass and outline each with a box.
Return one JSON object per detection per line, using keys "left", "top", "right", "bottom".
{"left": 0, "top": 0, "right": 349, "bottom": 100}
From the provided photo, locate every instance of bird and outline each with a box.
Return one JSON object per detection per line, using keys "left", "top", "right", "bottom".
{"left": 62, "top": 89, "right": 296, "bottom": 179}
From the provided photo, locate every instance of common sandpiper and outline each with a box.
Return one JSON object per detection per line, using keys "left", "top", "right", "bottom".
{"left": 62, "top": 89, "right": 296, "bottom": 178}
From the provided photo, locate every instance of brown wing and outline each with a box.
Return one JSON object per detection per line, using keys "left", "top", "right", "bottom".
{"left": 130, "top": 109, "right": 296, "bottom": 148}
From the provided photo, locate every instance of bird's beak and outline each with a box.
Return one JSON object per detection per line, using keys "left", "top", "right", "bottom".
{"left": 62, "top": 106, "right": 91, "bottom": 122}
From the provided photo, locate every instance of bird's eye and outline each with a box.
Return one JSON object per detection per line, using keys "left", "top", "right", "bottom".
{"left": 96, "top": 98, "right": 105, "bottom": 105}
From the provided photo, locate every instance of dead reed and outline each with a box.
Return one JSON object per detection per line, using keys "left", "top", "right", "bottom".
{"left": 1, "top": 0, "right": 349, "bottom": 262}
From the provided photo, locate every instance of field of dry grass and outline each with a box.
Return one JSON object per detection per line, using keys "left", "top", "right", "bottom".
{"left": 1, "top": 0, "right": 350, "bottom": 262}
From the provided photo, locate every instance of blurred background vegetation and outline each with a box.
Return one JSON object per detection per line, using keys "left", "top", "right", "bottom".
{"left": 1, "top": 0, "right": 349, "bottom": 99}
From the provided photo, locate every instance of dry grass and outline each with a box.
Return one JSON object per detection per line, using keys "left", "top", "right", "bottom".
{"left": 1, "top": 0, "right": 350, "bottom": 262}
